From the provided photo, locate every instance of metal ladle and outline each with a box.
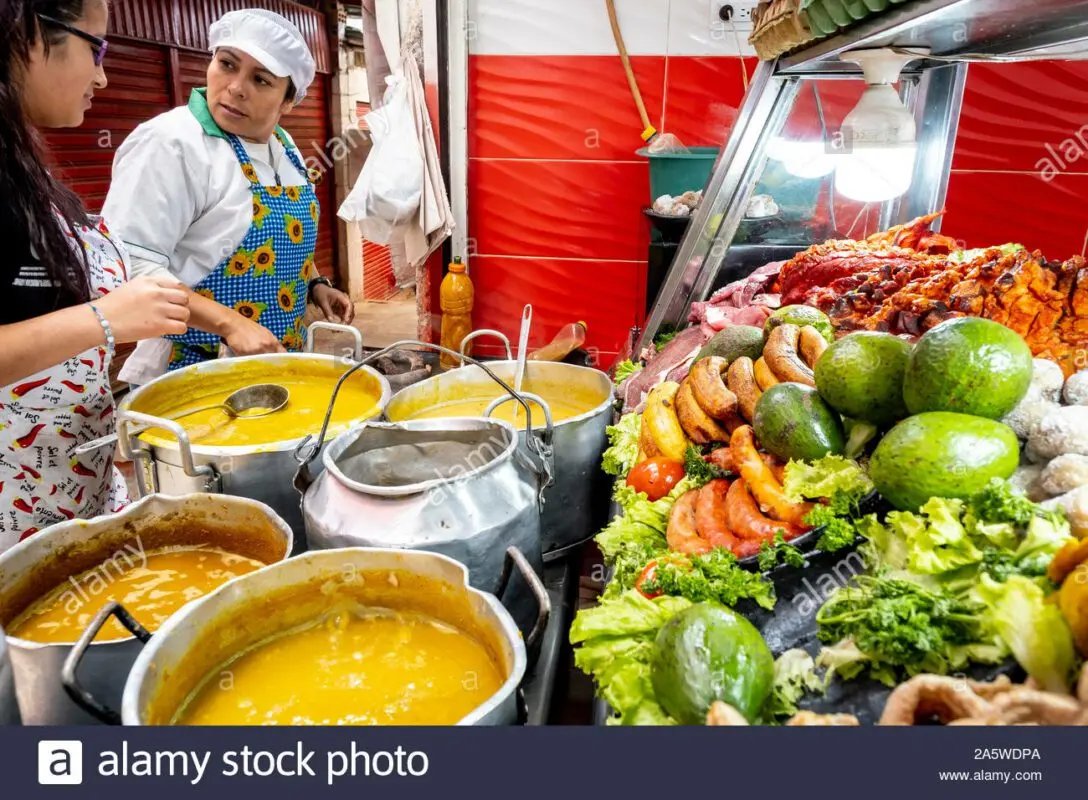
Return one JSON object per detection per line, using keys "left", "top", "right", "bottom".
{"left": 168, "top": 383, "right": 289, "bottom": 421}
{"left": 73, "top": 383, "right": 289, "bottom": 455}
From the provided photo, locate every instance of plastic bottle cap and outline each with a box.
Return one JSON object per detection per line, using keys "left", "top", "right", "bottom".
{"left": 578, "top": 320, "right": 587, "bottom": 330}
{"left": 449, "top": 262, "right": 466, "bottom": 273}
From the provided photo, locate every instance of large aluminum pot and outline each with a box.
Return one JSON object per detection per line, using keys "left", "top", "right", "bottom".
{"left": 0, "top": 494, "right": 292, "bottom": 725}
{"left": 385, "top": 340, "right": 613, "bottom": 560}
{"left": 63, "top": 547, "right": 549, "bottom": 726}
{"left": 116, "top": 325, "right": 390, "bottom": 550}
{"left": 298, "top": 414, "right": 551, "bottom": 647}
{"left": 0, "top": 627, "right": 18, "bottom": 725}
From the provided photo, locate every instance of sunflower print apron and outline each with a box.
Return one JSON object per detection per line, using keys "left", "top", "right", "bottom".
{"left": 165, "top": 131, "right": 320, "bottom": 370}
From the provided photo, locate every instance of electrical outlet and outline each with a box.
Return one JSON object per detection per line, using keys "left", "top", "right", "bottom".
{"left": 709, "top": 0, "right": 757, "bottom": 31}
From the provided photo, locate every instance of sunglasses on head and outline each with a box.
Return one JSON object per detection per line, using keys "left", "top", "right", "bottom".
{"left": 37, "top": 14, "right": 109, "bottom": 66}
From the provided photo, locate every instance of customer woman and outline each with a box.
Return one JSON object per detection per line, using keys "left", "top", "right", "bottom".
{"left": 103, "top": 8, "right": 355, "bottom": 383}
{"left": 0, "top": 0, "right": 191, "bottom": 551}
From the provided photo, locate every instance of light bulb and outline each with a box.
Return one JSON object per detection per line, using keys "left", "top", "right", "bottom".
{"left": 833, "top": 85, "right": 917, "bottom": 201}
{"left": 768, "top": 137, "right": 837, "bottom": 178}
{"left": 835, "top": 142, "right": 917, "bottom": 202}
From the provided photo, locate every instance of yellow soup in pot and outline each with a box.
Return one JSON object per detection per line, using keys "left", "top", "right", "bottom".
{"left": 395, "top": 381, "right": 603, "bottom": 428}
{"left": 132, "top": 367, "right": 383, "bottom": 449}
{"left": 174, "top": 606, "right": 504, "bottom": 726}
{"left": 9, "top": 546, "right": 267, "bottom": 644}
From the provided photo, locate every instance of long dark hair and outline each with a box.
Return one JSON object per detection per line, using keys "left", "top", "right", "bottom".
{"left": 0, "top": 0, "right": 95, "bottom": 304}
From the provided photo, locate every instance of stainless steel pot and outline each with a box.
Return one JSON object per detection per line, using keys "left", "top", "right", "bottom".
{"left": 63, "top": 547, "right": 549, "bottom": 726}
{"left": 0, "top": 627, "right": 18, "bottom": 725}
{"left": 0, "top": 494, "right": 293, "bottom": 725}
{"left": 385, "top": 332, "right": 614, "bottom": 560}
{"left": 298, "top": 414, "right": 551, "bottom": 644}
{"left": 116, "top": 324, "right": 390, "bottom": 551}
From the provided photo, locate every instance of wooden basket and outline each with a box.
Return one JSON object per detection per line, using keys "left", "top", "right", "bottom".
{"left": 748, "top": 0, "right": 816, "bottom": 61}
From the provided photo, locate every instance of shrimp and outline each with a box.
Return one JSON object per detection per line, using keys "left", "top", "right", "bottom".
{"left": 694, "top": 478, "right": 740, "bottom": 551}
{"left": 666, "top": 490, "right": 712, "bottom": 555}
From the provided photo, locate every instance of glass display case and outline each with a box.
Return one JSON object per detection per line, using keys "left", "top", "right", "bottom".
{"left": 636, "top": 0, "right": 1088, "bottom": 352}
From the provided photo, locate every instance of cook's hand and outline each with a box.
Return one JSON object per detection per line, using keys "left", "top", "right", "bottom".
{"left": 311, "top": 283, "right": 356, "bottom": 325}
{"left": 95, "top": 275, "right": 190, "bottom": 343}
{"left": 223, "top": 314, "right": 286, "bottom": 356}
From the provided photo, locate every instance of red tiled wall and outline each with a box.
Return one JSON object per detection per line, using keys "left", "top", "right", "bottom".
{"left": 467, "top": 2, "right": 1088, "bottom": 369}
{"left": 944, "top": 61, "right": 1088, "bottom": 258}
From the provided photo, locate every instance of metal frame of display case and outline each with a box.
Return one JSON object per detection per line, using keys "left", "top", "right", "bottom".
{"left": 635, "top": 0, "right": 1088, "bottom": 353}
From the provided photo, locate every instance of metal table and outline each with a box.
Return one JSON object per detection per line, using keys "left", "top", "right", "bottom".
{"left": 521, "top": 546, "right": 580, "bottom": 725}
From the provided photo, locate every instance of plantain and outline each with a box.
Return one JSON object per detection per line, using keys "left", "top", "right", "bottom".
{"left": 727, "top": 356, "right": 763, "bottom": 422}
{"left": 638, "top": 412, "right": 661, "bottom": 461}
{"left": 753, "top": 356, "right": 781, "bottom": 392}
{"left": 799, "top": 325, "right": 829, "bottom": 369}
{"left": 688, "top": 357, "right": 740, "bottom": 420}
{"left": 764, "top": 324, "right": 816, "bottom": 387}
{"left": 643, "top": 381, "right": 690, "bottom": 460}
{"left": 676, "top": 377, "right": 732, "bottom": 445}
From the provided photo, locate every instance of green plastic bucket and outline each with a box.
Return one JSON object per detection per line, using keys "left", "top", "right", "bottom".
{"left": 637, "top": 146, "right": 720, "bottom": 201}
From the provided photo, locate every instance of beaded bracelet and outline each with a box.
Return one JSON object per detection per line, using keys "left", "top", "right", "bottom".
{"left": 87, "top": 302, "right": 115, "bottom": 360}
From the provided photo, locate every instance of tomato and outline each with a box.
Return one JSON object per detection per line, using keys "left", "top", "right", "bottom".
{"left": 626, "top": 457, "right": 685, "bottom": 501}
{"left": 635, "top": 561, "right": 661, "bottom": 599}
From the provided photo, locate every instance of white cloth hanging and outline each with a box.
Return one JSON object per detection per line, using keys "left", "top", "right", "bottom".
{"left": 338, "top": 0, "right": 453, "bottom": 279}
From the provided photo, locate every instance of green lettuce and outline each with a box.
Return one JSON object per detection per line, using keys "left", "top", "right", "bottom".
{"left": 974, "top": 574, "right": 1078, "bottom": 694}
{"left": 613, "top": 360, "right": 643, "bottom": 386}
{"left": 764, "top": 648, "right": 824, "bottom": 720}
{"left": 569, "top": 589, "right": 692, "bottom": 725}
{"left": 601, "top": 412, "right": 642, "bottom": 477}
{"left": 783, "top": 455, "right": 874, "bottom": 504}
{"left": 901, "top": 499, "right": 984, "bottom": 576}
{"left": 597, "top": 478, "right": 698, "bottom": 561}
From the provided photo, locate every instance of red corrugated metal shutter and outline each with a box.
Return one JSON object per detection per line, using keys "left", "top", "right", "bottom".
{"left": 43, "top": 40, "right": 173, "bottom": 212}
{"left": 363, "top": 241, "right": 397, "bottom": 300}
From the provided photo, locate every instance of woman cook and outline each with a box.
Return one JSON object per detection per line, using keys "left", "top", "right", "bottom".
{"left": 0, "top": 0, "right": 191, "bottom": 552}
{"left": 103, "top": 8, "right": 355, "bottom": 383}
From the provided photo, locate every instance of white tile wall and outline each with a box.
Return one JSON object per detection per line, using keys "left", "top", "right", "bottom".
{"left": 468, "top": 0, "right": 757, "bottom": 57}
{"left": 469, "top": 0, "right": 670, "bottom": 56}
{"left": 668, "top": 0, "right": 757, "bottom": 57}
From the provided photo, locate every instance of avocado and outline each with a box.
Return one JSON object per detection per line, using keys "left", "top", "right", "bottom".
{"left": 765, "top": 305, "right": 835, "bottom": 345}
{"left": 753, "top": 382, "right": 846, "bottom": 462}
{"left": 651, "top": 604, "right": 774, "bottom": 725}
{"left": 696, "top": 325, "right": 765, "bottom": 363}
{"left": 903, "top": 317, "right": 1034, "bottom": 419}
{"left": 814, "top": 332, "right": 912, "bottom": 426}
{"left": 869, "top": 411, "right": 1020, "bottom": 511}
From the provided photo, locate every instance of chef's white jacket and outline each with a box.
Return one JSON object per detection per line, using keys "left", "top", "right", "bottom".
{"left": 101, "top": 90, "right": 311, "bottom": 384}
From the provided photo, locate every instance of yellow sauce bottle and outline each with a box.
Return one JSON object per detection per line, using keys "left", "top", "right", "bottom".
{"left": 439, "top": 257, "right": 474, "bottom": 370}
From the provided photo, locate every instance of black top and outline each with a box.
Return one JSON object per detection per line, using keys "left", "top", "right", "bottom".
{"left": 0, "top": 240, "right": 82, "bottom": 325}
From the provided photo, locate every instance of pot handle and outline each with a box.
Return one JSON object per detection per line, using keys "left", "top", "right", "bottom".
{"left": 60, "top": 601, "right": 152, "bottom": 725}
{"left": 459, "top": 329, "right": 512, "bottom": 361}
{"left": 497, "top": 546, "right": 551, "bottom": 651}
{"left": 292, "top": 340, "right": 550, "bottom": 480}
{"left": 117, "top": 411, "right": 221, "bottom": 492}
{"left": 306, "top": 321, "right": 364, "bottom": 362}
{"left": 484, "top": 392, "right": 555, "bottom": 507}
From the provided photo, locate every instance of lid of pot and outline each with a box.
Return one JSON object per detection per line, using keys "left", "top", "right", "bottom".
{"left": 322, "top": 418, "right": 521, "bottom": 497}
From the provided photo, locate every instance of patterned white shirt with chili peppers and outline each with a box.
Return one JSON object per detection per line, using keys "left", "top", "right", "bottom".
{"left": 0, "top": 214, "right": 131, "bottom": 554}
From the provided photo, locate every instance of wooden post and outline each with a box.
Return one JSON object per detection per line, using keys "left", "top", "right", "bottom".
{"left": 321, "top": 0, "right": 353, "bottom": 294}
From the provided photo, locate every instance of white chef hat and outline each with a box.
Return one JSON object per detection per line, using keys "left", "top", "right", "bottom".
{"left": 208, "top": 9, "right": 316, "bottom": 104}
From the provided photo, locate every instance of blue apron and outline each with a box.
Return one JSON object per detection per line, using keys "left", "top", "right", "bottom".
{"left": 166, "top": 131, "right": 320, "bottom": 370}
